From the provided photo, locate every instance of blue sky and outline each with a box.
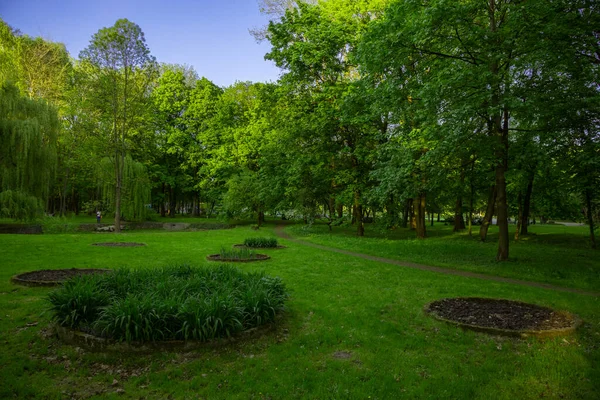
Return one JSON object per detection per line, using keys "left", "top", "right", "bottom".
{"left": 0, "top": 0, "right": 282, "bottom": 87}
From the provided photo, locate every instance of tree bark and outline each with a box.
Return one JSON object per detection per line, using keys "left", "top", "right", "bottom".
{"left": 414, "top": 193, "right": 426, "bottom": 238}
{"left": 169, "top": 185, "right": 176, "bottom": 218}
{"left": 402, "top": 198, "right": 411, "bottom": 228}
{"left": 586, "top": 189, "right": 596, "bottom": 249}
{"left": 515, "top": 192, "right": 522, "bottom": 241}
{"left": 454, "top": 196, "right": 465, "bottom": 231}
{"left": 520, "top": 172, "right": 534, "bottom": 236}
{"left": 160, "top": 183, "right": 166, "bottom": 217}
{"left": 480, "top": 185, "right": 497, "bottom": 241}
{"left": 354, "top": 191, "right": 364, "bottom": 236}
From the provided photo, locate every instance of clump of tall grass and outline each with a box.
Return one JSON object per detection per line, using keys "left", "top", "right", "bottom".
{"left": 47, "top": 264, "right": 287, "bottom": 342}
{"left": 243, "top": 237, "right": 279, "bottom": 248}
{"left": 219, "top": 246, "right": 259, "bottom": 260}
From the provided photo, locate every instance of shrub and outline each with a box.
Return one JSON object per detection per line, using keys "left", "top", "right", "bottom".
{"left": 243, "top": 237, "right": 279, "bottom": 248}
{"left": 47, "top": 264, "right": 287, "bottom": 342}
{"left": 219, "top": 246, "right": 259, "bottom": 260}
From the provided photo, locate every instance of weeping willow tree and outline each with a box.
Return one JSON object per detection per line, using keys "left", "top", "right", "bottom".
{"left": 98, "top": 155, "right": 150, "bottom": 222}
{"left": 0, "top": 82, "right": 58, "bottom": 220}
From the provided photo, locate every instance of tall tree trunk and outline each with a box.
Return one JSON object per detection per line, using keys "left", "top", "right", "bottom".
{"left": 193, "top": 191, "right": 200, "bottom": 217}
{"left": 336, "top": 203, "right": 343, "bottom": 219}
{"left": 454, "top": 197, "right": 465, "bottom": 231}
{"left": 169, "top": 186, "right": 176, "bottom": 218}
{"left": 586, "top": 189, "right": 596, "bottom": 249}
{"left": 160, "top": 182, "right": 166, "bottom": 217}
{"left": 454, "top": 166, "right": 466, "bottom": 231}
{"left": 480, "top": 185, "right": 497, "bottom": 241}
{"left": 468, "top": 163, "right": 474, "bottom": 236}
{"left": 354, "top": 191, "right": 364, "bottom": 236}
{"left": 495, "top": 110, "right": 510, "bottom": 261}
{"left": 520, "top": 172, "right": 534, "bottom": 236}
{"left": 515, "top": 192, "right": 522, "bottom": 241}
{"left": 402, "top": 198, "right": 411, "bottom": 228}
{"left": 414, "top": 193, "right": 426, "bottom": 238}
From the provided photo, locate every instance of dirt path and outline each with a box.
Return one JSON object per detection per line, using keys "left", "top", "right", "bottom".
{"left": 275, "top": 225, "right": 599, "bottom": 297}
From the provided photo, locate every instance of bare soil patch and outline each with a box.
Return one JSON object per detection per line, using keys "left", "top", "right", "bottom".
{"left": 425, "top": 297, "right": 580, "bottom": 337}
{"left": 12, "top": 269, "right": 111, "bottom": 287}
{"left": 91, "top": 242, "right": 146, "bottom": 247}
{"left": 206, "top": 254, "right": 270, "bottom": 262}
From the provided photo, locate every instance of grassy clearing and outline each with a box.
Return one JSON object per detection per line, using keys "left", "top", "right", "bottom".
{"left": 0, "top": 224, "right": 598, "bottom": 399}
{"left": 287, "top": 222, "right": 600, "bottom": 291}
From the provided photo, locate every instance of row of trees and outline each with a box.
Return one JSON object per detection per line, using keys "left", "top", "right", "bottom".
{"left": 0, "top": 0, "right": 598, "bottom": 257}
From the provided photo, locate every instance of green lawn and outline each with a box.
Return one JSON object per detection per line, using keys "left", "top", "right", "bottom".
{"left": 287, "top": 222, "right": 600, "bottom": 292}
{"left": 0, "top": 224, "right": 598, "bottom": 399}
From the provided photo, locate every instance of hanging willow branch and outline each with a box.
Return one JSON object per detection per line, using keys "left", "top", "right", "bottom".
{"left": 98, "top": 154, "right": 150, "bottom": 221}
{"left": 0, "top": 82, "right": 58, "bottom": 220}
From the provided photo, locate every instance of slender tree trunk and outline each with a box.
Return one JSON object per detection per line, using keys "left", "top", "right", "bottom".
{"left": 193, "top": 191, "right": 200, "bottom": 217}
{"left": 586, "top": 189, "right": 596, "bottom": 249}
{"left": 354, "top": 191, "right": 364, "bottom": 236}
{"left": 454, "top": 166, "right": 466, "bottom": 231}
{"left": 437, "top": 213, "right": 440, "bottom": 222}
{"left": 454, "top": 196, "right": 465, "bottom": 231}
{"left": 169, "top": 186, "right": 176, "bottom": 218}
{"left": 480, "top": 185, "right": 497, "bottom": 241}
{"left": 414, "top": 193, "right": 426, "bottom": 238}
{"left": 520, "top": 172, "right": 534, "bottom": 236}
{"left": 515, "top": 192, "right": 522, "bottom": 241}
{"left": 468, "top": 163, "right": 474, "bottom": 236}
{"left": 160, "top": 183, "right": 166, "bottom": 217}
{"left": 495, "top": 111, "right": 510, "bottom": 260}
{"left": 402, "top": 199, "right": 411, "bottom": 228}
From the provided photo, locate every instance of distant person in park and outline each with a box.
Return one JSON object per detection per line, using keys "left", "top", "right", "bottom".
{"left": 96, "top": 210, "right": 102, "bottom": 224}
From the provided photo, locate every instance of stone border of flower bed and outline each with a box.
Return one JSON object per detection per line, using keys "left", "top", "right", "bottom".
{"left": 91, "top": 242, "right": 146, "bottom": 247}
{"left": 54, "top": 322, "right": 276, "bottom": 353}
{"left": 232, "top": 244, "right": 287, "bottom": 250}
{"left": 206, "top": 254, "right": 271, "bottom": 262}
{"left": 11, "top": 269, "right": 112, "bottom": 287}
{"left": 424, "top": 298, "right": 582, "bottom": 339}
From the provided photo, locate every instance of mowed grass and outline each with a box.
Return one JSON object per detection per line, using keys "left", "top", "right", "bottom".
{"left": 287, "top": 222, "right": 600, "bottom": 292}
{"left": 0, "top": 224, "right": 598, "bottom": 399}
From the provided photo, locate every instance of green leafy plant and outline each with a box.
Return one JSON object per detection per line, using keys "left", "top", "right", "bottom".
{"left": 219, "top": 246, "right": 259, "bottom": 260}
{"left": 47, "top": 264, "right": 287, "bottom": 342}
{"left": 243, "top": 237, "right": 279, "bottom": 248}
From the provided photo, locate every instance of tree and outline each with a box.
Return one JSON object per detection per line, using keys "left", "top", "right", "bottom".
{"left": 359, "top": 0, "right": 597, "bottom": 259}
{"left": 0, "top": 82, "right": 58, "bottom": 219}
{"left": 79, "top": 19, "right": 156, "bottom": 231}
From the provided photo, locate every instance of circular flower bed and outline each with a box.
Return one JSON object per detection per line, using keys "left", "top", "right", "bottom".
{"left": 425, "top": 297, "right": 580, "bottom": 338}
{"left": 11, "top": 268, "right": 111, "bottom": 287}
{"left": 91, "top": 242, "right": 146, "bottom": 247}
{"left": 48, "top": 264, "right": 287, "bottom": 344}
{"left": 207, "top": 247, "right": 270, "bottom": 262}
{"left": 233, "top": 244, "right": 286, "bottom": 250}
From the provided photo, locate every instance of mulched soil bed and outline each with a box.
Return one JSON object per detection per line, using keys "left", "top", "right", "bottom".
{"left": 91, "top": 242, "right": 146, "bottom": 247}
{"left": 0, "top": 223, "right": 42, "bottom": 234}
{"left": 425, "top": 297, "right": 580, "bottom": 337}
{"left": 11, "top": 268, "right": 111, "bottom": 287}
{"left": 233, "top": 244, "right": 287, "bottom": 249}
{"left": 206, "top": 254, "right": 270, "bottom": 262}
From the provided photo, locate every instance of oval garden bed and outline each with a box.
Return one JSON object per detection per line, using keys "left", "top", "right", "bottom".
{"left": 233, "top": 244, "right": 286, "bottom": 250}
{"left": 425, "top": 297, "right": 580, "bottom": 338}
{"left": 48, "top": 264, "right": 287, "bottom": 349}
{"left": 91, "top": 242, "right": 146, "bottom": 247}
{"left": 12, "top": 268, "right": 111, "bottom": 287}
{"left": 207, "top": 247, "right": 270, "bottom": 262}
{"left": 233, "top": 237, "right": 286, "bottom": 250}
{"left": 207, "top": 254, "right": 270, "bottom": 262}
